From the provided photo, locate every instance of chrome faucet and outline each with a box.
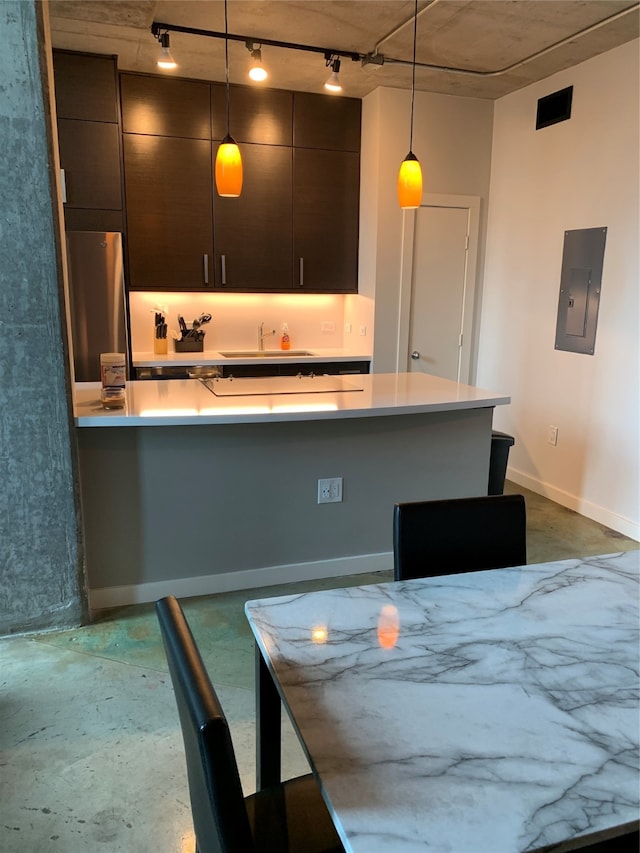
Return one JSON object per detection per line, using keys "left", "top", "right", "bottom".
{"left": 258, "top": 322, "right": 276, "bottom": 351}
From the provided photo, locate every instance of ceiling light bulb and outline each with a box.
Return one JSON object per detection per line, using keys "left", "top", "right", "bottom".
{"left": 157, "top": 33, "right": 177, "bottom": 70}
{"left": 249, "top": 61, "right": 267, "bottom": 82}
{"left": 157, "top": 47, "right": 177, "bottom": 70}
{"left": 324, "top": 71, "right": 342, "bottom": 93}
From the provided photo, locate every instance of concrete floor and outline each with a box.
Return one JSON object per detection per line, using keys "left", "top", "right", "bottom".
{"left": 2, "top": 483, "right": 637, "bottom": 853}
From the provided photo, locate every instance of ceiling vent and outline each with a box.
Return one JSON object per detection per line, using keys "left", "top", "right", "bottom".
{"left": 536, "top": 86, "right": 573, "bottom": 130}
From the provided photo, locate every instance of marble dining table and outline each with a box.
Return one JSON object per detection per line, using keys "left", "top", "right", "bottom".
{"left": 245, "top": 551, "right": 640, "bottom": 853}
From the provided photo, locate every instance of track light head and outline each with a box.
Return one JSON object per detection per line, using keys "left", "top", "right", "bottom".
{"left": 246, "top": 42, "right": 268, "bottom": 82}
{"left": 324, "top": 54, "right": 342, "bottom": 93}
{"left": 156, "top": 31, "right": 177, "bottom": 70}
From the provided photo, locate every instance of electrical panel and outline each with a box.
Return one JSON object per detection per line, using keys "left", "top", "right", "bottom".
{"left": 554, "top": 227, "right": 607, "bottom": 355}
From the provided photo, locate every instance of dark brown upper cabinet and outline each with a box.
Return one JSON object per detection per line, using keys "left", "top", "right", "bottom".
{"left": 213, "top": 143, "right": 293, "bottom": 290}
{"left": 123, "top": 134, "right": 214, "bottom": 289}
{"left": 53, "top": 50, "right": 119, "bottom": 123}
{"left": 58, "top": 120, "right": 122, "bottom": 210}
{"left": 293, "top": 148, "right": 360, "bottom": 292}
{"left": 211, "top": 84, "right": 293, "bottom": 145}
{"left": 293, "top": 92, "right": 361, "bottom": 152}
{"left": 53, "top": 50, "right": 123, "bottom": 232}
{"left": 120, "top": 73, "right": 211, "bottom": 139}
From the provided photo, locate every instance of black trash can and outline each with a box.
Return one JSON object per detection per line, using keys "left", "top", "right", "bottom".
{"left": 488, "top": 431, "right": 515, "bottom": 495}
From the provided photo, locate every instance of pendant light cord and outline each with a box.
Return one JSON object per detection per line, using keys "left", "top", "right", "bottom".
{"left": 224, "top": 0, "right": 230, "bottom": 135}
{"left": 409, "top": 0, "right": 417, "bottom": 151}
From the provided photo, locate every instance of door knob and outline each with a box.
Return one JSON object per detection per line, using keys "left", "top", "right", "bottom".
{"left": 411, "top": 351, "right": 420, "bottom": 360}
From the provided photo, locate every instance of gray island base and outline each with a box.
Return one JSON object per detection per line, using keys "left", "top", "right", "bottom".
{"left": 73, "top": 372, "right": 509, "bottom": 608}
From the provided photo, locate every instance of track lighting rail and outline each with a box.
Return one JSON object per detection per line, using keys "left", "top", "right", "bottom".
{"left": 150, "top": 21, "right": 361, "bottom": 63}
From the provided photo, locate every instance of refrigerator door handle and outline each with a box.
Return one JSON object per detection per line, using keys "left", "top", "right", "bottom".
{"left": 203, "top": 253, "right": 209, "bottom": 285}
{"left": 221, "top": 254, "right": 227, "bottom": 286}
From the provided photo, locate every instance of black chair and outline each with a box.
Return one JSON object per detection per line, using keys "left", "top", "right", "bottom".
{"left": 393, "top": 494, "right": 527, "bottom": 581}
{"left": 156, "top": 595, "right": 344, "bottom": 853}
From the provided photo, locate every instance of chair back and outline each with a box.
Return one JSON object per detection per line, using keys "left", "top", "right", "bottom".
{"left": 393, "top": 494, "right": 526, "bottom": 581}
{"left": 156, "top": 596, "right": 255, "bottom": 853}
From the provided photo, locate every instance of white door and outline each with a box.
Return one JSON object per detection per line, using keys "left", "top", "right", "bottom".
{"left": 398, "top": 195, "right": 480, "bottom": 384}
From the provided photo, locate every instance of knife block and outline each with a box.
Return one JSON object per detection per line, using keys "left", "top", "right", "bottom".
{"left": 154, "top": 338, "right": 168, "bottom": 354}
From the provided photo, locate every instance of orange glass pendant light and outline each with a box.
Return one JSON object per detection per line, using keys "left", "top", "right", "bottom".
{"left": 215, "top": 0, "right": 243, "bottom": 198}
{"left": 398, "top": 0, "right": 423, "bottom": 209}
{"left": 216, "top": 136, "right": 243, "bottom": 197}
{"left": 398, "top": 151, "right": 422, "bottom": 209}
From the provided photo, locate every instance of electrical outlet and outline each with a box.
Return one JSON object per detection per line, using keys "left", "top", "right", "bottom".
{"left": 547, "top": 425, "right": 558, "bottom": 446}
{"left": 321, "top": 321, "right": 336, "bottom": 332}
{"left": 318, "top": 477, "right": 343, "bottom": 504}
{"left": 359, "top": 325, "right": 367, "bottom": 336}
{"left": 345, "top": 323, "right": 352, "bottom": 334}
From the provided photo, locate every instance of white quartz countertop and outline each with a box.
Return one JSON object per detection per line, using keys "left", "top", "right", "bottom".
{"left": 132, "top": 347, "right": 371, "bottom": 367}
{"left": 73, "top": 372, "right": 510, "bottom": 427}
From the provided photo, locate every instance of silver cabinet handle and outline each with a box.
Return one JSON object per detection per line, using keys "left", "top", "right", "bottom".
{"left": 203, "top": 254, "right": 209, "bottom": 285}
{"left": 221, "top": 254, "right": 227, "bottom": 286}
{"left": 299, "top": 257, "right": 304, "bottom": 287}
{"left": 411, "top": 351, "right": 420, "bottom": 360}
{"left": 60, "top": 168, "right": 67, "bottom": 204}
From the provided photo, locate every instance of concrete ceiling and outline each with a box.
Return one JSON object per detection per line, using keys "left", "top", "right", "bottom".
{"left": 48, "top": 0, "right": 640, "bottom": 100}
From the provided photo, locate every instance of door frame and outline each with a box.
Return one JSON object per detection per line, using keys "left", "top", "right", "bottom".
{"left": 396, "top": 193, "right": 481, "bottom": 383}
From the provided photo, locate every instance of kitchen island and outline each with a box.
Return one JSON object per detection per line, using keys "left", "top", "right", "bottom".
{"left": 73, "top": 372, "right": 509, "bottom": 608}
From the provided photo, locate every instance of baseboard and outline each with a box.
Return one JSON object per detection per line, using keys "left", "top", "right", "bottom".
{"left": 507, "top": 466, "right": 639, "bottom": 541}
{"left": 89, "top": 552, "right": 394, "bottom": 611}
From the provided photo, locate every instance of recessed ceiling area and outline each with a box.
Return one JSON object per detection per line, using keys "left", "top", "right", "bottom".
{"left": 48, "top": 0, "right": 639, "bottom": 99}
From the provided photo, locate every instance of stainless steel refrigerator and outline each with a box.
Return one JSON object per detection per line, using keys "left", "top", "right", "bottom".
{"left": 66, "top": 231, "right": 129, "bottom": 382}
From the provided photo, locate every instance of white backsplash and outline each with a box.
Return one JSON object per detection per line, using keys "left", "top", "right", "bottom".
{"left": 129, "top": 291, "right": 373, "bottom": 354}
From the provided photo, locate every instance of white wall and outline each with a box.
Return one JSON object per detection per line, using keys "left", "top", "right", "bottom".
{"left": 477, "top": 40, "right": 639, "bottom": 538}
{"left": 360, "top": 87, "right": 494, "bottom": 372}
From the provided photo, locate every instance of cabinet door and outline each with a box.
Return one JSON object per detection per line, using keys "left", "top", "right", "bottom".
{"left": 293, "top": 92, "right": 361, "bottom": 152}
{"left": 293, "top": 149, "right": 359, "bottom": 292}
{"left": 120, "top": 74, "right": 210, "bottom": 139}
{"left": 213, "top": 143, "right": 293, "bottom": 290}
{"left": 123, "top": 134, "right": 214, "bottom": 289}
{"left": 211, "top": 84, "right": 293, "bottom": 144}
{"left": 58, "top": 119, "right": 122, "bottom": 209}
{"left": 53, "top": 50, "right": 118, "bottom": 122}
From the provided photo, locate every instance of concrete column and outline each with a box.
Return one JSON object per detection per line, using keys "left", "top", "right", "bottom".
{"left": 0, "top": 1, "right": 86, "bottom": 634}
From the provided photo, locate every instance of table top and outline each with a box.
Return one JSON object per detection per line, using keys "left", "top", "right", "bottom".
{"left": 245, "top": 551, "right": 640, "bottom": 853}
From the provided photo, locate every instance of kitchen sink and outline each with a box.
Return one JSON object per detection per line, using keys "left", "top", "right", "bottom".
{"left": 219, "top": 350, "right": 316, "bottom": 358}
